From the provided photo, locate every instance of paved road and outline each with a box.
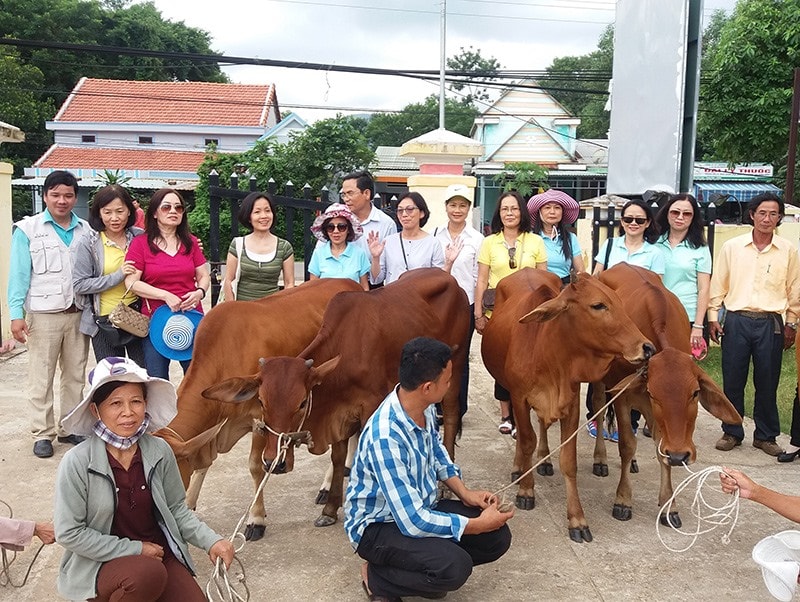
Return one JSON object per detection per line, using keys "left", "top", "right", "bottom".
{"left": 0, "top": 340, "right": 794, "bottom": 601}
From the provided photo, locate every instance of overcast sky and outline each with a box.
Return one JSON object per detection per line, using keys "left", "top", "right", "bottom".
{"left": 147, "top": 0, "right": 737, "bottom": 123}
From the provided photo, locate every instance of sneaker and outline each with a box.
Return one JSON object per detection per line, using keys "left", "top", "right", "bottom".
{"left": 586, "top": 421, "right": 598, "bottom": 439}
{"left": 715, "top": 434, "right": 742, "bottom": 451}
{"left": 642, "top": 426, "right": 652, "bottom": 438}
{"left": 605, "top": 429, "right": 619, "bottom": 443}
{"left": 753, "top": 439, "right": 783, "bottom": 457}
{"left": 498, "top": 417, "right": 513, "bottom": 436}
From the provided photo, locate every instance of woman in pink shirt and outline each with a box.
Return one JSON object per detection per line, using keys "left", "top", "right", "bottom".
{"left": 125, "top": 189, "right": 209, "bottom": 379}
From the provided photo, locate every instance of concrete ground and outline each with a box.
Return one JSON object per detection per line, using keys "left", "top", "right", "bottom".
{"left": 1, "top": 338, "right": 797, "bottom": 602}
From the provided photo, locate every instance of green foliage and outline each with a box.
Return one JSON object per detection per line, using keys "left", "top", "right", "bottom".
{"left": 365, "top": 95, "right": 479, "bottom": 149}
{"left": 190, "top": 117, "right": 374, "bottom": 258}
{"left": 494, "top": 162, "right": 549, "bottom": 198}
{"left": 541, "top": 25, "right": 614, "bottom": 140}
{"left": 698, "top": 0, "right": 800, "bottom": 166}
{"left": 0, "top": 0, "right": 227, "bottom": 169}
{"left": 446, "top": 46, "right": 502, "bottom": 105}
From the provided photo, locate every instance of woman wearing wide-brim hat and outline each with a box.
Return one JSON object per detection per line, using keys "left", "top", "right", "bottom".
{"left": 309, "top": 203, "right": 370, "bottom": 290}
{"left": 527, "top": 189, "right": 585, "bottom": 287}
{"left": 54, "top": 357, "right": 234, "bottom": 602}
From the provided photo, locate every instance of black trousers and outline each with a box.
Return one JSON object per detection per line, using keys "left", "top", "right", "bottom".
{"left": 788, "top": 387, "right": 800, "bottom": 448}
{"left": 721, "top": 311, "right": 783, "bottom": 441}
{"left": 356, "top": 499, "right": 512, "bottom": 599}
{"left": 91, "top": 326, "right": 145, "bottom": 366}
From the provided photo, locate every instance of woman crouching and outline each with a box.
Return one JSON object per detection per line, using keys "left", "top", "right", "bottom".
{"left": 54, "top": 357, "right": 233, "bottom": 601}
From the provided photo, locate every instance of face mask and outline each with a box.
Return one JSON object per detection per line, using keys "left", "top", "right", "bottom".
{"left": 93, "top": 413, "right": 151, "bottom": 450}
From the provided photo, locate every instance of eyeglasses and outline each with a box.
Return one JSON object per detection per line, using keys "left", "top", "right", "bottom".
{"left": 754, "top": 210, "right": 780, "bottom": 220}
{"left": 668, "top": 209, "right": 693, "bottom": 219}
{"left": 621, "top": 216, "right": 647, "bottom": 225}
{"left": 500, "top": 206, "right": 520, "bottom": 214}
{"left": 159, "top": 203, "right": 184, "bottom": 214}
{"left": 396, "top": 206, "right": 418, "bottom": 215}
{"left": 340, "top": 189, "right": 361, "bottom": 199}
{"left": 508, "top": 246, "right": 517, "bottom": 269}
{"left": 325, "top": 223, "right": 349, "bottom": 233}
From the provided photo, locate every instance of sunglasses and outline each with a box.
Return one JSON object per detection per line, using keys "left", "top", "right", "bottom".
{"left": 668, "top": 209, "right": 693, "bottom": 219}
{"left": 396, "top": 206, "right": 418, "bottom": 215}
{"left": 325, "top": 223, "right": 349, "bottom": 233}
{"left": 159, "top": 203, "right": 184, "bottom": 214}
{"left": 621, "top": 216, "right": 647, "bottom": 225}
{"left": 508, "top": 246, "right": 517, "bottom": 269}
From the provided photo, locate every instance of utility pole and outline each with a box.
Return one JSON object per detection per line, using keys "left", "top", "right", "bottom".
{"left": 786, "top": 67, "right": 800, "bottom": 205}
{"left": 438, "top": 0, "right": 447, "bottom": 130}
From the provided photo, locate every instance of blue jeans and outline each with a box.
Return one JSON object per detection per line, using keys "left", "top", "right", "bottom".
{"left": 142, "top": 336, "right": 191, "bottom": 380}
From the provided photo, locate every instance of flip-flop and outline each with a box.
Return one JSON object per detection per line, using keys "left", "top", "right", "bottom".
{"left": 692, "top": 338, "right": 708, "bottom": 361}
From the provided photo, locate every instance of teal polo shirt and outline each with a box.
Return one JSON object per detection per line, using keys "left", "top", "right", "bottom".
{"left": 656, "top": 234, "right": 712, "bottom": 320}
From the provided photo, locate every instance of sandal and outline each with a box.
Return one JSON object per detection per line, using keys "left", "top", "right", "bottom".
{"left": 362, "top": 580, "right": 402, "bottom": 602}
{"left": 498, "top": 416, "right": 513, "bottom": 435}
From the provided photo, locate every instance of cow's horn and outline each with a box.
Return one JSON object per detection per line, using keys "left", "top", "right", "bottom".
{"left": 258, "top": 357, "right": 267, "bottom": 367}
{"left": 305, "top": 358, "right": 314, "bottom": 368}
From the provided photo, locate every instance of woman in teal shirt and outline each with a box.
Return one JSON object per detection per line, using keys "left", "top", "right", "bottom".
{"left": 527, "top": 189, "right": 584, "bottom": 286}
{"left": 309, "top": 203, "right": 370, "bottom": 290}
{"left": 655, "top": 193, "right": 712, "bottom": 352}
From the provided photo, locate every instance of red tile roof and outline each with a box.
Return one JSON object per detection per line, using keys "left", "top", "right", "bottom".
{"left": 54, "top": 78, "right": 276, "bottom": 127}
{"left": 35, "top": 145, "right": 207, "bottom": 172}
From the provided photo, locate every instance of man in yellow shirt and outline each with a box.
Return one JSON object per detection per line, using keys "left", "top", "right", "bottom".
{"left": 708, "top": 192, "right": 800, "bottom": 456}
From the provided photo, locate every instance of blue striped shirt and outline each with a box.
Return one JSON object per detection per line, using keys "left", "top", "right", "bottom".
{"left": 344, "top": 386, "right": 467, "bottom": 548}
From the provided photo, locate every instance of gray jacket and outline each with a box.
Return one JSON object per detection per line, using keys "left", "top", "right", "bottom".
{"left": 72, "top": 227, "right": 143, "bottom": 337}
{"left": 54, "top": 434, "right": 222, "bottom": 601}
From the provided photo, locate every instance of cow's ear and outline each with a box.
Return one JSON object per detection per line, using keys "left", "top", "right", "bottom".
{"left": 519, "top": 297, "right": 567, "bottom": 323}
{"left": 697, "top": 369, "right": 742, "bottom": 425}
{"left": 202, "top": 376, "right": 261, "bottom": 404}
{"left": 309, "top": 355, "right": 340, "bottom": 386}
{"left": 608, "top": 372, "right": 646, "bottom": 395}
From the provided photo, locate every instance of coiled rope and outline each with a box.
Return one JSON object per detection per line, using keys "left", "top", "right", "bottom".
{"left": 655, "top": 462, "right": 740, "bottom": 553}
{"left": 0, "top": 500, "right": 46, "bottom": 589}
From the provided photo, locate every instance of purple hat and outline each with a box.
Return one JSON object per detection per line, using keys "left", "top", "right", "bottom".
{"left": 527, "top": 189, "right": 580, "bottom": 225}
{"left": 310, "top": 203, "right": 364, "bottom": 242}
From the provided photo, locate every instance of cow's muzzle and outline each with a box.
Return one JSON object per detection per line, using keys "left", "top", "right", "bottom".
{"left": 643, "top": 342, "right": 656, "bottom": 360}
{"left": 666, "top": 451, "right": 691, "bottom": 467}
{"left": 264, "top": 457, "right": 287, "bottom": 474}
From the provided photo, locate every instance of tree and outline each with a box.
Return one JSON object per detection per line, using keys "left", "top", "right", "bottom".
{"left": 494, "top": 162, "right": 549, "bottom": 198}
{"left": 0, "top": 0, "right": 226, "bottom": 168}
{"left": 697, "top": 0, "right": 800, "bottom": 168}
{"left": 364, "top": 95, "right": 479, "bottom": 149}
{"left": 446, "top": 46, "right": 502, "bottom": 105}
{"left": 541, "top": 25, "right": 614, "bottom": 140}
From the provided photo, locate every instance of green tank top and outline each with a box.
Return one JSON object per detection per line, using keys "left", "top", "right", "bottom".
{"left": 230, "top": 237, "right": 294, "bottom": 301}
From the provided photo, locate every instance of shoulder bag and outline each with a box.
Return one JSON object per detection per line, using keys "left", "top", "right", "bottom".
{"left": 109, "top": 285, "right": 150, "bottom": 338}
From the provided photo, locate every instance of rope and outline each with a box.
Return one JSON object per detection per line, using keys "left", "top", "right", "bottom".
{"left": 655, "top": 462, "right": 740, "bottom": 553}
{"left": 204, "top": 430, "right": 299, "bottom": 601}
{"left": 0, "top": 500, "right": 46, "bottom": 589}
{"left": 491, "top": 366, "right": 647, "bottom": 502}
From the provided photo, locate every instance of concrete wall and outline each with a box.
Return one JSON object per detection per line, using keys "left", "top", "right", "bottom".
{"left": 0, "top": 162, "right": 12, "bottom": 342}
{"left": 407, "top": 174, "right": 478, "bottom": 233}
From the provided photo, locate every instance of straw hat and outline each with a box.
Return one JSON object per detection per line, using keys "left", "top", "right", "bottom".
{"left": 527, "top": 189, "right": 580, "bottom": 225}
{"left": 61, "top": 357, "right": 177, "bottom": 437}
{"left": 752, "top": 530, "right": 800, "bottom": 601}
{"left": 310, "top": 203, "right": 364, "bottom": 242}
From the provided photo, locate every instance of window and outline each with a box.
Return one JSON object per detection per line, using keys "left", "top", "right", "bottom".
{"left": 81, "top": 135, "right": 96, "bottom": 143}
{"left": 138, "top": 136, "right": 154, "bottom": 145}
{"left": 205, "top": 138, "right": 219, "bottom": 146}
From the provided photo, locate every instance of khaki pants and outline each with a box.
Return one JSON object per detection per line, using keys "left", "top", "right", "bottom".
{"left": 26, "top": 312, "right": 89, "bottom": 440}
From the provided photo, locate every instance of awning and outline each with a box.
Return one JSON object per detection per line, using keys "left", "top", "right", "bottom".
{"left": 694, "top": 182, "right": 782, "bottom": 204}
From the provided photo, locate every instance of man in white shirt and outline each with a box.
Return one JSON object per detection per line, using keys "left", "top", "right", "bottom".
{"left": 340, "top": 171, "right": 397, "bottom": 258}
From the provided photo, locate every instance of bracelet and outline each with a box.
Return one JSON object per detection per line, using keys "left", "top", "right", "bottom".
{"left": 196, "top": 287, "right": 207, "bottom": 300}
{"left": 787, "top": 322, "right": 798, "bottom": 330}
{"left": 692, "top": 324, "right": 703, "bottom": 329}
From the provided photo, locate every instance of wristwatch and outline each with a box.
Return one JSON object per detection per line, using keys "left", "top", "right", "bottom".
{"left": 787, "top": 322, "right": 797, "bottom": 330}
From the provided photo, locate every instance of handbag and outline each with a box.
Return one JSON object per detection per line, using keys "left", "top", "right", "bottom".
{"left": 95, "top": 315, "right": 137, "bottom": 347}
{"left": 109, "top": 286, "right": 150, "bottom": 338}
{"left": 220, "top": 236, "right": 244, "bottom": 302}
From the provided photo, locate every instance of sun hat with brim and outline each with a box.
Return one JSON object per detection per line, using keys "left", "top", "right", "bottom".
{"left": 752, "top": 530, "right": 800, "bottom": 601}
{"left": 527, "top": 189, "right": 580, "bottom": 225}
{"left": 149, "top": 306, "right": 203, "bottom": 361}
{"left": 61, "top": 356, "right": 177, "bottom": 437}
{"left": 310, "top": 203, "right": 364, "bottom": 242}
{"left": 444, "top": 184, "right": 472, "bottom": 204}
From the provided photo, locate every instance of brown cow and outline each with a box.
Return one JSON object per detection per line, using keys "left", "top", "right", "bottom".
{"left": 155, "top": 277, "right": 363, "bottom": 540}
{"left": 480, "top": 268, "right": 654, "bottom": 543}
{"left": 204, "top": 268, "right": 470, "bottom": 528}
{"left": 590, "top": 264, "right": 741, "bottom": 527}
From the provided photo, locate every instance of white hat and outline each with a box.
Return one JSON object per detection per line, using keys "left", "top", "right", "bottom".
{"left": 752, "top": 530, "right": 800, "bottom": 601}
{"left": 61, "top": 357, "right": 177, "bottom": 437}
{"left": 444, "top": 184, "right": 472, "bottom": 204}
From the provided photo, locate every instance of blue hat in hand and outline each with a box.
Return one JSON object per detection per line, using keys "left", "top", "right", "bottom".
{"left": 149, "top": 305, "right": 203, "bottom": 361}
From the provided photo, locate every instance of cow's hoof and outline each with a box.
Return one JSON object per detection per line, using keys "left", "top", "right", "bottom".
{"left": 660, "top": 511, "right": 682, "bottom": 529}
{"left": 612, "top": 504, "right": 632, "bottom": 521}
{"left": 592, "top": 463, "right": 609, "bottom": 477}
{"left": 536, "top": 462, "right": 554, "bottom": 477}
{"left": 315, "top": 489, "right": 329, "bottom": 505}
{"left": 630, "top": 460, "right": 639, "bottom": 474}
{"left": 244, "top": 523, "right": 266, "bottom": 541}
{"left": 314, "top": 514, "right": 337, "bottom": 528}
{"left": 515, "top": 495, "right": 535, "bottom": 510}
{"left": 568, "top": 526, "right": 593, "bottom": 543}
{"left": 511, "top": 470, "right": 522, "bottom": 482}
{"left": 343, "top": 467, "right": 351, "bottom": 478}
